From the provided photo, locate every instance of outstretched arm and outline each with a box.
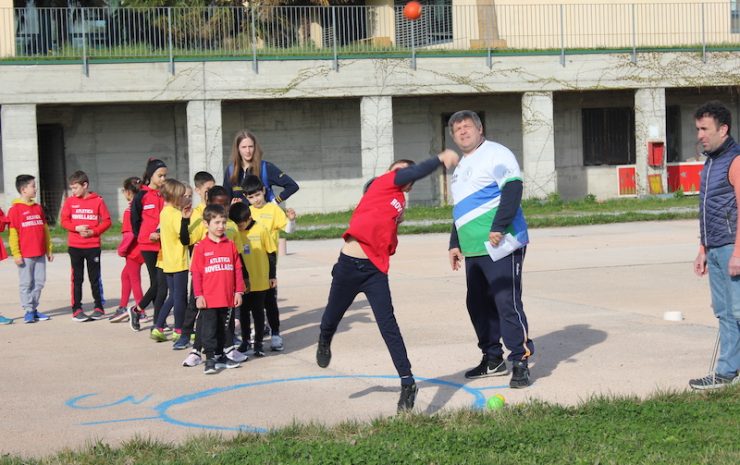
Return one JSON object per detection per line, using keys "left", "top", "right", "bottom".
{"left": 394, "top": 149, "right": 459, "bottom": 186}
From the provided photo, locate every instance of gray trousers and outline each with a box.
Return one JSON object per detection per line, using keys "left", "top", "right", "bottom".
{"left": 18, "top": 256, "right": 46, "bottom": 313}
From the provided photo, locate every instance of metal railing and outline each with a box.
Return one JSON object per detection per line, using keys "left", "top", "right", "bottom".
{"left": 1, "top": 3, "right": 738, "bottom": 63}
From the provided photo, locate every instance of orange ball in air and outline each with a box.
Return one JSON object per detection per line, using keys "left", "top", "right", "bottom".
{"left": 403, "top": 1, "right": 422, "bottom": 21}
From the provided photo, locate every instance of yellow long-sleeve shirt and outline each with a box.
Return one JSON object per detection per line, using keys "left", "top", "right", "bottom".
{"left": 157, "top": 205, "right": 189, "bottom": 273}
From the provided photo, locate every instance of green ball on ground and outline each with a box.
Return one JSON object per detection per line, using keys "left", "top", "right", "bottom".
{"left": 486, "top": 394, "right": 505, "bottom": 410}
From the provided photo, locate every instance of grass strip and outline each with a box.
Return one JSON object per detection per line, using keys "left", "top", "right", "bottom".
{"left": 4, "top": 385, "right": 738, "bottom": 465}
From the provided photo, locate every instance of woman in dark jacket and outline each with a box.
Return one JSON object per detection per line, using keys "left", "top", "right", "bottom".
{"left": 223, "top": 129, "right": 299, "bottom": 205}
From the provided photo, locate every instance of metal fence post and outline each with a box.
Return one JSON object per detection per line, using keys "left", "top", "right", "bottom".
{"left": 559, "top": 4, "right": 565, "bottom": 67}
{"left": 631, "top": 3, "right": 637, "bottom": 63}
{"left": 82, "top": 7, "right": 89, "bottom": 76}
{"left": 486, "top": 47, "right": 492, "bottom": 69}
{"left": 701, "top": 3, "right": 706, "bottom": 63}
{"left": 251, "top": 4, "right": 258, "bottom": 73}
{"left": 167, "top": 7, "right": 174, "bottom": 75}
{"left": 332, "top": 6, "right": 338, "bottom": 71}
{"left": 410, "top": 17, "right": 416, "bottom": 70}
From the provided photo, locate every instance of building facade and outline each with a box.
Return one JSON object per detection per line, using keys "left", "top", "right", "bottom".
{"left": 1, "top": 1, "right": 739, "bottom": 218}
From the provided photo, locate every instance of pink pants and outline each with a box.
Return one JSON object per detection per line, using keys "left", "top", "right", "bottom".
{"left": 119, "top": 257, "right": 143, "bottom": 308}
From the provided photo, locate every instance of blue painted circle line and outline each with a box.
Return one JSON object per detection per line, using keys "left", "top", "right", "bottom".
{"left": 68, "top": 375, "right": 506, "bottom": 433}
{"left": 154, "top": 375, "right": 493, "bottom": 433}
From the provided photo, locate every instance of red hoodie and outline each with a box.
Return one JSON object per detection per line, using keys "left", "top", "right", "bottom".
{"left": 60, "top": 191, "right": 112, "bottom": 248}
{"left": 191, "top": 234, "right": 245, "bottom": 309}
{"left": 135, "top": 185, "right": 164, "bottom": 252}
{"left": 342, "top": 171, "right": 405, "bottom": 274}
{"left": 7, "top": 199, "right": 51, "bottom": 259}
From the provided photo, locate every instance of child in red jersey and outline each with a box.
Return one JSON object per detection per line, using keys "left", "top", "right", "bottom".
{"left": 110, "top": 177, "right": 145, "bottom": 323}
{"left": 0, "top": 208, "right": 12, "bottom": 325}
{"left": 127, "top": 158, "right": 168, "bottom": 331}
{"left": 60, "top": 170, "right": 112, "bottom": 322}
{"left": 191, "top": 204, "right": 245, "bottom": 374}
{"left": 7, "top": 175, "right": 54, "bottom": 324}
{"left": 316, "top": 149, "right": 458, "bottom": 412}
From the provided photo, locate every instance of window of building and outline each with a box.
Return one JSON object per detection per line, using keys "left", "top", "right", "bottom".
{"left": 582, "top": 107, "right": 635, "bottom": 166}
{"left": 733, "top": 1, "right": 740, "bottom": 34}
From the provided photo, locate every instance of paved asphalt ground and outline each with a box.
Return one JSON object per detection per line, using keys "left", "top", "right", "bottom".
{"left": 0, "top": 220, "right": 718, "bottom": 458}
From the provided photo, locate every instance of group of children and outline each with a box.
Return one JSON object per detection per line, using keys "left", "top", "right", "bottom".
{"left": 0, "top": 158, "right": 296, "bottom": 375}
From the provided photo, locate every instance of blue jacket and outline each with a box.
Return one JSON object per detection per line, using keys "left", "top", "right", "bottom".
{"left": 700, "top": 136, "right": 740, "bottom": 248}
{"left": 223, "top": 160, "right": 299, "bottom": 204}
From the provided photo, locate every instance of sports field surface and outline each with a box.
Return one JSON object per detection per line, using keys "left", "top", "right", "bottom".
{"left": 0, "top": 220, "right": 718, "bottom": 457}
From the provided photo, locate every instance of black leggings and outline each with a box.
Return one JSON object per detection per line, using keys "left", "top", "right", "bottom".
{"left": 264, "top": 287, "right": 280, "bottom": 334}
{"left": 238, "top": 290, "right": 266, "bottom": 349}
{"left": 138, "top": 250, "right": 167, "bottom": 322}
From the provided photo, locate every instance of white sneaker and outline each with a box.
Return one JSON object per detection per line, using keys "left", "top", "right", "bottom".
{"left": 182, "top": 350, "right": 202, "bottom": 367}
{"left": 226, "top": 347, "right": 248, "bottom": 363}
{"left": 271, "top": 334, "right": 284, "bottom": 351}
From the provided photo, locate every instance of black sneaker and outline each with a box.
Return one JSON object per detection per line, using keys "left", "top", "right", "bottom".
{"left": 215, "top": 354, "right": 241, "bottom": 369}
{"left": 252, "top": 345, "right": 266, "bottom": 357}
{"left": 689, "top": 373, "right": 735, "bottom": 390}
{"left": 397, "top": 382, "right": 418, "bottom": 413}
{"left": 204, "top": 358, "right": 217, "bottom": 375}
{"left": 509, "top": 360, "right": 530, "bottom": 389}
{"left": 128, "top": 306, "right": 141, "bottom": 332}
{"left": 464, "top": 356, "right": 507, "bottom": 379}
{"left": 72, "top": 309, "right": 89, "bottom": 322}
{"left": 109, "top": 307, "right": 129, "bottom": 323}
{"left": 316, "top": 338, "right": 332, "bottom": 368}
{"left": 90, "top": 308, "right": 106, "bottom": 321}
{"left": 237, "top": 342, "right": 252, "bottom": 355}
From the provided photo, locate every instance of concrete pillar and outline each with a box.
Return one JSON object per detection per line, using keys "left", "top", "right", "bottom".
{"left": 0, "top": 0, "right": 15, "bottom": 58}
{"left": 521, "top": 91, "right": 556, "bottom": 198}
{"left": 1, "top": 104, "right": 38, "bottom": 200}
{"left": 634, "top": 88, "right": 667, "bottom": 195}
{"left": 186, "top": 100, "right": 223, "bottom": 191}
{"left": 360, "top": 96, "right": 394, "bottom": 180}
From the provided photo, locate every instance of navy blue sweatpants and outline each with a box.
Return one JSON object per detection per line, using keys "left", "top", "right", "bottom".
{"left": 465, "top": 248, "right": 534, "bottom": 362}
{"left": 319, "top": 253, "right": 413, "bottom": 379}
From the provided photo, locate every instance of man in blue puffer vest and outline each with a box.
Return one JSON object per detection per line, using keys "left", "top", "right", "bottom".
{"left": 692, "top": 100, "right": 740, "bottom": 389}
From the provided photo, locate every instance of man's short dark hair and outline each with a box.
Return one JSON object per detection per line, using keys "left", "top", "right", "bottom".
{"left": 242, "top": 174, "right": 265, "bottom": 196}
{"left": 193, "top": 171, "right": 215, "bottom": 188}
{"left": 203, "top": 204, "right": 226, "bottom": 224}
{"left": 695, "top": 100, "right": 732, "bottom": 132}
{"left": 206, "top": 185, "right": 229, "bottom": 203}
{"left": 447, "top": 110, "right": 484, "bottom": 134}
{"left": 228, "top": 201, "right": 251, "bottom": 224}
{"left": 68, "top": 170, "right": 89, "bottom": 186}
{"left": 15, "top": 174, "right": 35, "bottom": 193}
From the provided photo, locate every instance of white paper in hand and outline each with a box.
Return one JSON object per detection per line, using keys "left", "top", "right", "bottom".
{"left": 484, "top": 234, "right": 523, "bottom": 262}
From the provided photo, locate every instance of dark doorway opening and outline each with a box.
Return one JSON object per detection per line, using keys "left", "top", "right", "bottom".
{"left": 37, "top": 124, "right": 67, "bottom": 226}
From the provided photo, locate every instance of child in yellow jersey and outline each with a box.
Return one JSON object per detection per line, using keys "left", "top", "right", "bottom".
{"left": 152, "top": 179, "right": 190, "bottom": 343}
{"left": 180, "top": 183, "right": 249, "bottom": 365}
{"left": 242, "top": 175, "right": 295, "bottom": 352}
{"left": 229, "top": 202, "right": 276, "bottom": 358}
{"left": 176, "top": 171, "right": 215, "bottom": 351}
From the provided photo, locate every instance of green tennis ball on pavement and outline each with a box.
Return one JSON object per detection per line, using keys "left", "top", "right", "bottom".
{"left": 486, "top": 394, "right": 505, "bottom": 410}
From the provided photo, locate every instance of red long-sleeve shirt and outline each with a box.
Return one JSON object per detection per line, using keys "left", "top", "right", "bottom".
{"left": 133, "top": 186, "right": 164, "bottom": 252}
{"left": 60, "top": 192, "right": 112, "bottom": 248}
{"left": 191, "top": 235, "right": 245, "bottom": 308}
{"left": 342, "top": 171, "right": 405, "bottom": 274}
{"left": 117, "top": 206, "right": 143, "bottom": 264}
{"left": 0, "top": 208, "right": 8, "bottom": 261}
